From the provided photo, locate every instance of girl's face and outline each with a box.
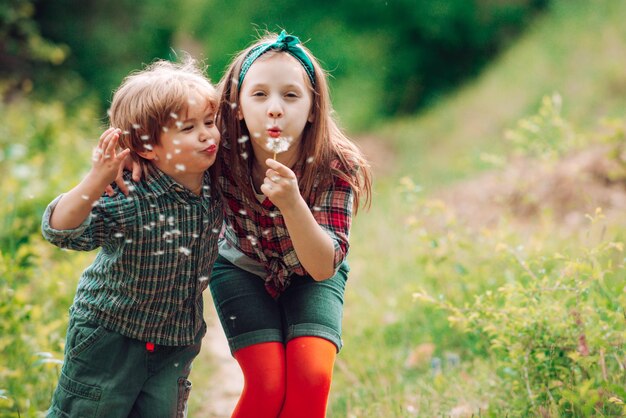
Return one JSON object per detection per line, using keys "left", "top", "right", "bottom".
{"left": 238, "top": 53, "right": 314, "bottom": 162}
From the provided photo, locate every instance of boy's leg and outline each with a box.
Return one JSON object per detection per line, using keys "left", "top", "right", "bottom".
{"left": 129, "top": 329, "right": 203, "bottom": 418}
{"left": 47, "top": 315, "right": 146, "bottom": 418}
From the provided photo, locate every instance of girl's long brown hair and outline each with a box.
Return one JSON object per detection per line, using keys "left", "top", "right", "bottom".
{"left": 217, "top": 33, "right": 372, "bottom": 213}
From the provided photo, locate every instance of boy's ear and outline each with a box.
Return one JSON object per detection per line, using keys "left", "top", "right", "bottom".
{"left": 308, "top": 110, "right": 315, "bottom": 123}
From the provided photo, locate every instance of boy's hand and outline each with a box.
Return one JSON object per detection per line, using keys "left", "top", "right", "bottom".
{"left": 261, "top": 158, "right": 301, "bottom": 209}
{"left": 91, "top": 128, "right": 130, "bottom": 190}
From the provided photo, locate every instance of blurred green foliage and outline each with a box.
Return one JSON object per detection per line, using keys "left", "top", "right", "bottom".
{"left": 0, "top": 95, "right": 100, "bottom": 415}
{"left": 2, "top": 0, "right": 547, "bottom": 129}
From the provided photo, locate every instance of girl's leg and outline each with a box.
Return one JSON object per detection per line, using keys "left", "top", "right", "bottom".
{"left": 209, "top": 256, "right": 286, "bottom": 417}
{"left": 279, "top": 336, "right": 337, "bottom": 418}
{"left": 278, "top": 262, "right": 349, "bottom": 418}
{"left": 232, "top": 342, "right": 286, "bottom": 418}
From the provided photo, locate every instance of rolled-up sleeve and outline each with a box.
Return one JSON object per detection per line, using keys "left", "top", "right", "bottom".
{"left": 41, "top": 193, "right": 136, "bottom": 251}
{"left": 312, "top": 176, "right": 353, "bottom": 273}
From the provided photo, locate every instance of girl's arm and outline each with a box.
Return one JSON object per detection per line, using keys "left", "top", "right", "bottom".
{"left": 50, "top": 128, "right": 130, "bottom": 230}
{"left": 261, "top": 159, "right": 337, "bottom": 280}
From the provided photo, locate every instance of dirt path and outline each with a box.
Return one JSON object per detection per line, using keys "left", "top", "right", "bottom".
{"left": 196, "top": 305, "right": 243, "bottom": 417}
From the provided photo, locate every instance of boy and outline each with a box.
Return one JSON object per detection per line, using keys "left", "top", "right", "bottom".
{"left": 42, "top": 58, "right": 222, "bottom": 417}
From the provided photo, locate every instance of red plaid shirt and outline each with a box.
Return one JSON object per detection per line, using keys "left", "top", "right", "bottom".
{"left": 219, "top": 159, "right": 353, "bottom": 297}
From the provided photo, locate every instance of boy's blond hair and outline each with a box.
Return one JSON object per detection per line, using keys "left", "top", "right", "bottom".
{"left": 109, "top": 57, "right": 218, "bottom": 168}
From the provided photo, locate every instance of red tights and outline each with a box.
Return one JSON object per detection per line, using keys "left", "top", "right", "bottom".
{"left": 231, "top": 337, "right": 337, "bottom": 418}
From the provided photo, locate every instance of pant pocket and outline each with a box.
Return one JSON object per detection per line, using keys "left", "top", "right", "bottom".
{"left": 67, "top": 317, "right": 107, "bottom": 360}
{"left": 48, "top": 371, "right": 101, "bottom": 417}
{"left": 176, "top": 377, "right": 192, "bottom": 418}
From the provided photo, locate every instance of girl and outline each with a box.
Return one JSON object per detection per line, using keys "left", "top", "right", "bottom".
{"left": 211, "top": 31, "right": 372, "bottom": 418}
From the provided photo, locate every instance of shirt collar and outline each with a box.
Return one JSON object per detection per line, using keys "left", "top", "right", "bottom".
{"left": 144, "top": 164, "right": 211, "bottom": 201}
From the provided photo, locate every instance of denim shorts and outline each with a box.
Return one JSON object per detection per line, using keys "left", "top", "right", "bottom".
{"left": 46, "top": 314, "right": 203, "bottom": 418}
{"left": 209, "top": 255, "right": 349, "bottom": 354}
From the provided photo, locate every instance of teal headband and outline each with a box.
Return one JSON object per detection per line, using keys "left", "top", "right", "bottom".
{"left": 238, "top": 30, "right": 316, "bottom": 87}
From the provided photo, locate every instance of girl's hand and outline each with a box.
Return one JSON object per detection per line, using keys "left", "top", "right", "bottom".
{"left": 260, "top": 158, "right": 301, "bottom": 209}
{"left": 90, "top": 128, "right": 130, "bottom": 190}
{"left": 105, "top": 155, "right": 142, "bottom": 197}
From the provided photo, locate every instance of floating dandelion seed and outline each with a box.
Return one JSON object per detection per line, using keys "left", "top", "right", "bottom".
{"left": 262, "top": 229, "right": 271, "bottom": 236}
{"left": 106, "top": 108, "right": 112, "bottom": 117}
{"left": 114, "top": 232, "right": 124, "bottom": 238}
{"left": 123, "top": 130, "right": 130, "bottom": 135}
{"left": 170, "top": 112, "right": 179, "bottom": 119}
{"left": 312, "top": 206, "right": 322, "bottom": 212}
{"left": 230, "top": 102, "right": 237, "bottom": 109}
{"left": 81, "top": 194, "right": 90, "bottom": 201}
{"left": 173, "top": 139, "right": 181, "bottom": 145}
{"left": 166, "top": 153, "right": 173, "bottom": 160}
{"left": 143, "top": 225, "right": 152, "bottom": 231}
{"left": 229, "top": 315, "right": 237, "bottom": 320}
{"left": 237, "top": 135, "right": 249, "bottom": 144}
{"left": 175, "top": 121, "right": 183, "bottom": 129}
{"left": 238, "top": 209, "right": 247, "bottom": 216}
{"left": 132, "top": 123, "right": 141, "bottom": 129}
{"left": 179, "top": 247, "right": 191, "bottom": 256}
{"left": 198, "top": 276, "right": 209, "bottom": 282}
{"left": 91, "top": 201, "right": 99, "bottom": 208}
{"left": 175, "top": 164, "right": 186, "bottom": 172}
{"left": 125, "top": 239, "right": 133, "bottom": 243}
{"left": 150, "top": 221, "right": 156, "bottom": 227}
{"left": 247, "top": 235, "right": 258, "bottom": 245}
{"left": 143, "top": 144, "right": 153, "bottom": 150}
{"left": 162, "top": 126, "right": 169, "bottom": 133}
{"left": 211, "top": 228, "right": 220, "bottom": 234}
{"left": 269, "top": 211, "right": 280, "bottom": 218}
{"left": 154, "top": 250, "right": 165, "bottom": 256}
{"left": 253, "top": 132, "right": 261, "bottom": 138}
{"left": 167, "top": 216, "right": 175, "bottom": 225}
{"left": 175, "top": 149, "right": 181, "bottom": 154}
{"left": 174, "top": 362, "right": 180, "bottom": 368}
{"left": 240, "top": 152, "right": 248, "bottom": 160}
{"left": 307, "top": 156, "right": 314, "bottom": 164}
{"left": 266, "top": 136, "right": 292, "bottom": 160}
{"left": 140, "top": 135, "right": 150, "bottom": 141}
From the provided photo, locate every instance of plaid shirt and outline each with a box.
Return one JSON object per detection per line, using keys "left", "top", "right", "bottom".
{"left": 42, "top": 168, "right": 222, "bottom": 346}
{"left": 220, "top": 159, "right": 353, "bottom": 297}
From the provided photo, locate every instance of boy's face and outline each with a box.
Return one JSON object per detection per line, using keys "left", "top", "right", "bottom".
{"left": 140, "top": 95, "right": 220, "bottom": 180}
{"left": 238, "top": 53, "right": 314, "bottom": 161}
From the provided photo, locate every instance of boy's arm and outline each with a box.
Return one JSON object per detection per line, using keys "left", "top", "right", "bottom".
{"left": 50, "top": 128, "right": 130, "bottom": 230}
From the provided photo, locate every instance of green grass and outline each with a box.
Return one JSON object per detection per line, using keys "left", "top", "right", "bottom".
{"left": 329, "top": 0, "right": 626, "bottom": 416}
